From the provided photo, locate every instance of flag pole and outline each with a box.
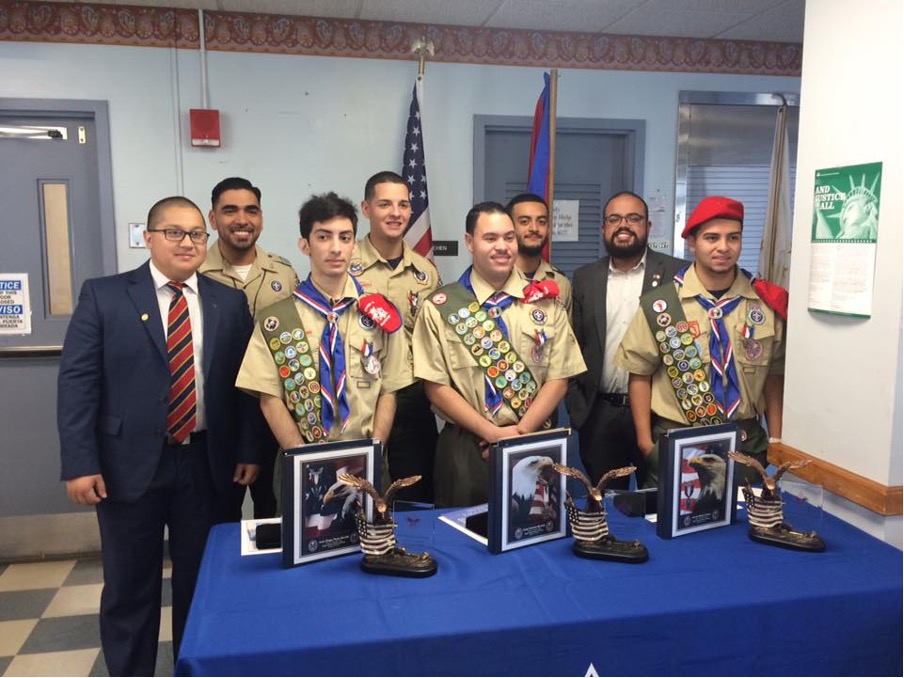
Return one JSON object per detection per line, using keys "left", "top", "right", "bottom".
{"left": 546, "top": 68, "right": 558, "bottom": 259}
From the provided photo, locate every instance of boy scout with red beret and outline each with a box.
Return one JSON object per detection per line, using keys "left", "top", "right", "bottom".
{"left": 615, "top": 196, "right": 787, "bottom": 487}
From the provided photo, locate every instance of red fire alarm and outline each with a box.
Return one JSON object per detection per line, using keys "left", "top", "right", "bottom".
{"left": 190, "top": 108, "right": 221, "bottom": 147}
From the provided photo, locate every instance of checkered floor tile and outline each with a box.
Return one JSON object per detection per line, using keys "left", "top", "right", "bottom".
{"left": 0, "top": 557, "right": 174, "bottom": 677}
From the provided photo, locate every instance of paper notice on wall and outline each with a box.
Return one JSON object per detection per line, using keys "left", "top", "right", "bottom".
{"left": 0, "top": 274, "right": 31, "bottom": 335}
{"left": 808, "top": 162, "right": 881, "bottom": 317}
{"left": 552, "top": 200, "right": 579, "bottom": 242}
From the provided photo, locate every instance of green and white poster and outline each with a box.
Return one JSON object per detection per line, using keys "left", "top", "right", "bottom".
{"left": 808, "top": 161, "right": 881, "bottom": 317}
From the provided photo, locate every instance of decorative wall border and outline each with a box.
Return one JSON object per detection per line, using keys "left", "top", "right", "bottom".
{"left": 1, "top": 1, "right": 802, "bottom": 76}
{"left": 770, "top": 442, "right": 903, "bottom": 516}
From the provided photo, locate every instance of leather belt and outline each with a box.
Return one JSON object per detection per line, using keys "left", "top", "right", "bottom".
{"left": 165, "top": 430, "right": 207, "bottom": 446}
{"left": 599, "top": 392, "right": 630, "bottom": 407}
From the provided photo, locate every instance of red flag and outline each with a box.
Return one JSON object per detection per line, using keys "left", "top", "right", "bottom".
{"left": 527, "top": 72, "right": 552, "bottom": 261}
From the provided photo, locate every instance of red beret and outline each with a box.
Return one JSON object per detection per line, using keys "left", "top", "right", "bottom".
{"left": 682, "top": 196, "right": 744, "bottom": 239}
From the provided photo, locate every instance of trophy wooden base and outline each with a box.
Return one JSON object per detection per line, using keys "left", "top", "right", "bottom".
{"left": 572, "top": 536, "right": 649, "bottom": 563}
{"left": 748, "top": 525, "right": 825, "bottom": 552}
{"left": 360, "top": 549, "right": 438, "bottom": 578}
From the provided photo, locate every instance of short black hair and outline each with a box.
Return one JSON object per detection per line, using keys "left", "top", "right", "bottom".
{"left": 603, "top": 190, "right": 649, "bottom": 219}
{"left": 298, "top": 192, "right": 358, "bottom": 239}
{"left": 364, "top": 171, "right": 409, "bottom": 201}
{"left": 505, "top": 192, "right": 548, "bottom": 219}
{"left": 147, "top": 196, "right": 203, "bottom": 229}
{"left": 465, "top": 201, "right": 509, "bottom": 236}
{"left": 211, "top": 177, "right": 261, "bottom": 208}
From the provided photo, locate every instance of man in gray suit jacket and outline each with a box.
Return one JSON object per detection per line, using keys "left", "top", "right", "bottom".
{"left": 566, "top": 191, "right": 685, "bottom": 488}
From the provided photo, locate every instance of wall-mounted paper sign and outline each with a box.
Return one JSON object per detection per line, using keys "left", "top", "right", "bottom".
{"left": 808, "top": 161, "right": 881, "bottom": 318}
{"left": 0, "top": 274, "right": 31, "bottom": 335}
{"left": 552, "top": 200, "right": 579, "bottom": 242}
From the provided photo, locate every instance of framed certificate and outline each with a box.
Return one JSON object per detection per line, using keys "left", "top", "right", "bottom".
{"left": 281, "top": 438, "right": 379, "bottom": 568}
{"left": 487, "top": 428, "right": 569, "bottom": 554}
{"left": 656, "top": 423, "right": 738, "bottom": 539}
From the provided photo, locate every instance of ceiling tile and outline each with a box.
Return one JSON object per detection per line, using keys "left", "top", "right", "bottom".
{"left": 216, "top": 0, "right": 362, "bottom": 18}
{"left": 485, "top": 0, "right": 640, "bottom": 32}
{"left": 717, "top": 0, "right": 804, "bottom": 42}
{"left": 360, "top": 0, "right": 500, "bottom": 26}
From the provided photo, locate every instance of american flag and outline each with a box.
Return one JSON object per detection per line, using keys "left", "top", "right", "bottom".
{"left": 401, "top": 77, "right": 434, "bottom": 260}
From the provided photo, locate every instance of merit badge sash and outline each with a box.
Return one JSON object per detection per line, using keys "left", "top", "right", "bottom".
{"left": 259, "top": 297, "right": 326, "bottom": 443}
{"left": 640, "top": 284, "right": 723, "bottom": 427}
{"left": 429, "top": 282, "right": 539, "bottom": 420}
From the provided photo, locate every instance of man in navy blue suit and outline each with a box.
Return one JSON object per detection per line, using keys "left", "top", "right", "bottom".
{"left": 58, "top": 196, "right": 260, "bottom": 675}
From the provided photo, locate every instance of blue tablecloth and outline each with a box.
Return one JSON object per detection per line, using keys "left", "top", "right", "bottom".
{"left": 176, "top": 506, "right": 902, "bottom": 676}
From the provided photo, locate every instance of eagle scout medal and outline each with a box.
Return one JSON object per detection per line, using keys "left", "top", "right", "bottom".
{"left": 361, "top": 341, "right": 381, "bottom": 376}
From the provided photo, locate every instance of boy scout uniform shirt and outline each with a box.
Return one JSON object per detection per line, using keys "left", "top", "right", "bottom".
{"left": 517, "top": 259, "right": 573, "bottom": 322}
{"left": 350, "top": 236, "right": 441, "bottom": 333}
{"left": 614, "top": 264, "right": 785, "bottom": 423}
{"left": 200, "top": 243, "right": 299, "bottom": 318}
{"left": 412, "top": 269, "right": 586, "bottom": 426}
{"left": 235, "top": 275, "right": 413, "bottom": 441}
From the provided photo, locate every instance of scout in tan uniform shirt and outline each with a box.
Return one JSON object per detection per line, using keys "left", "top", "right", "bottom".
{"left": 506, "top": 193, "right": 573, "bottom": 321}
{"left": 350, "top": 171, "right": 442, "bottom": 502}
{"left": 412, "top": 202, "right": 586, "bottom": 508}
{"left": 237, "top": 192, "right": 411, "bottom": 454}
{"left": 615, "top": 196, "right": 786, "bottom": 487}
{"left": 200, "top": 177, "right": 299, "bottom": 520}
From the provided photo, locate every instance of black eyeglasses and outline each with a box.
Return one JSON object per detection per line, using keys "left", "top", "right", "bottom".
{"left": 604, "top": 213, "right": 646, "bottom": 226}
{"left": 147, "top": 228, "right": 210, "bottom": 244}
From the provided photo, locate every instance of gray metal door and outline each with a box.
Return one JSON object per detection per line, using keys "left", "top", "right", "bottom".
{"left": 475, "top": 116, "right": 645, "bottom": 280}
{"left": 0, "top": 101, "right": 115, "bottom": 558}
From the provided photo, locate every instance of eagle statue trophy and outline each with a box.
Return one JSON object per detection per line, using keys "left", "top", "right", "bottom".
{"left": 328, "top": 472, "right": 438, "bottom": 577}
{"left": 728, "top": 452, "right": 825, "bottom": 552}
{"left": 551, "top": 464, "right": 648, "bottom": 563}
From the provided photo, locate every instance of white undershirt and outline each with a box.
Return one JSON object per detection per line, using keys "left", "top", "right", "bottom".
{"left": 149, "top": 261, "right": 206, "bottom": 430}
{"left": 231, "top": 263, "right": 252, "bottom": 282}
{"left": 602, "top": 253, "right": 647, "bottom": 394}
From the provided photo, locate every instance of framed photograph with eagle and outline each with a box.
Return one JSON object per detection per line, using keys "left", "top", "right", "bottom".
{"left": 656, "top": 423, "right": 739, "bottom": 539}
{"left": 281, "top": 439, "right": 379, "bottom": 567}
{"left": 488, "top": 428, "right": 570, "bottom": 554}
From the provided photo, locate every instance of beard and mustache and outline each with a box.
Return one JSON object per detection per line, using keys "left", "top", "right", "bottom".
{"left": 604, "top": 227, "right": 648, "bottom": 259}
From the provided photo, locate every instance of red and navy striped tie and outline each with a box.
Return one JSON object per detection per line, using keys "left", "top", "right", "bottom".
{"left": 165, "top": 282, "right": 196, "bottom": 443}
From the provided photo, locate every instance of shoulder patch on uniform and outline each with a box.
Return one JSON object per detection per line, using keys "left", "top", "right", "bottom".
{"left": 268, "top": 253, "right": 293, "bottom": 266}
